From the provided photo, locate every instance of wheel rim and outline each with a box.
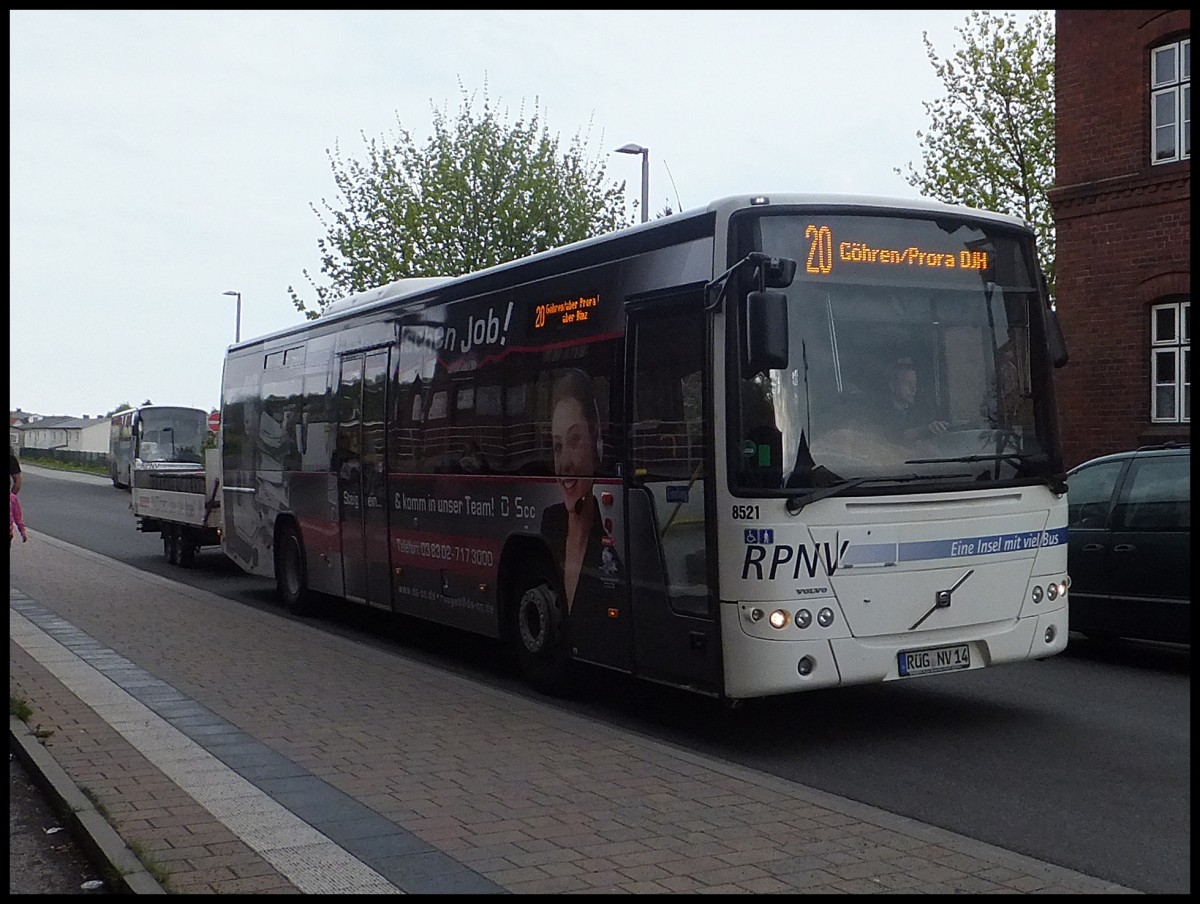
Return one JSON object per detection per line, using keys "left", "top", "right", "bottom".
{"left": 517, "top": 584, "right": 560, "bottom": 655}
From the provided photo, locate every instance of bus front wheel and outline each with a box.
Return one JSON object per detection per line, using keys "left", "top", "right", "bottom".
{"left": 512, "top": 574, "right": 573, "bottom": 696}
{"left": 275, "top": 524, "right": 317, "bottom": 616}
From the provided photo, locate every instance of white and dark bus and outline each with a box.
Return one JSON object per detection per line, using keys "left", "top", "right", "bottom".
{"left": 109, "top": 404, "right": 209, "bottom": 489}
{"left": 219, "top": 193, "right": 1072, "bottom": 701}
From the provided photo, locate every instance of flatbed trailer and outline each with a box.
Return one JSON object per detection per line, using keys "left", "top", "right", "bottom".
{"left": 130, "top": 448, "right": 223, "bottom": 566}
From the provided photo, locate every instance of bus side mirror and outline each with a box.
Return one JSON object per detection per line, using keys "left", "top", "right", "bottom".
{"left": 744, "top": 291, "right": 789, "bottom": 376}
{"left": 1046, "top": 308, "right": 1068, "bottom": 368}
{"left": 1039, "top": 272, "right": 1068, "bottom": 368}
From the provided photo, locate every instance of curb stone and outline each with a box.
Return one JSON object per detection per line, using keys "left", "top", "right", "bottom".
{"left": 9, "top": 714, "right": 166, "bottom": 895}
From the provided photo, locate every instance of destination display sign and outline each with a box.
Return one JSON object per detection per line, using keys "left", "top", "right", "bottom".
{"left": 803, "top": 223, "right": 990, "bottom": 277}
{"left": 534, "top": 293, "right": 601, "bottom": 330}
{"left": 754, "top": 213, "right": 1029, "bottom": 289}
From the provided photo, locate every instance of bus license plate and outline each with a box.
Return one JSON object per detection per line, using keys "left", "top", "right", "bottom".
{"left": 898, "top": 644, "right": 971, "bottom": 677}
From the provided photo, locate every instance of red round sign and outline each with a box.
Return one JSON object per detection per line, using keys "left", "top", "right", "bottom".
{"left": 207, "top": 410, "right": 221, "bottom": 432}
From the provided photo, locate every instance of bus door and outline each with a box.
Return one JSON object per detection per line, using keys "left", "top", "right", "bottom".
{"left": 624, "top": 291, "right": 721, "bottom": 692}
{"left": 335, "top": 349, "right": 392, "bottom": 609}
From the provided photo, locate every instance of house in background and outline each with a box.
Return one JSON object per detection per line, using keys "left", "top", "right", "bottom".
{"left": 15, "top": 414, "right": 111, "bottom": 455}
{"left": 10, "top": 409, "right": 41, "bottom": 450}
{"left": 1050, "top": 10, "right": 1190, "bottom": 468}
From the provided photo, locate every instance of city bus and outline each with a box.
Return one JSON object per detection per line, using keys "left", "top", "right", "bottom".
{"left": 109, "top": 404, "right": 209, "bottom": 488}
{"left": 219, "top": 193, "right": 1072, "bottom": 701}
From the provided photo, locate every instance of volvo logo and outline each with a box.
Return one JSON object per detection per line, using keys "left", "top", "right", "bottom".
{"left": 909, "top": 569, "right": 975, "bottom": 631}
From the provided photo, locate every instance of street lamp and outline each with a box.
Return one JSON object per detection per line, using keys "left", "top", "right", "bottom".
{"left": 615, "top": 143, "right": 649, "bottom": 223}
{"left": 222, "top": 290, "right": 242, "bottom": 343}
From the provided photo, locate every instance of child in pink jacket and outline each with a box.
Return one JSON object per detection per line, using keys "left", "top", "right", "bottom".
{"left": 10, "top": 490, "right": 27, "bottom": 545}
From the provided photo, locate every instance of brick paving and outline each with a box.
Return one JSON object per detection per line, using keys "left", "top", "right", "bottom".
{"left": 9, "top": 532, "right": 1137, "bottom": 894}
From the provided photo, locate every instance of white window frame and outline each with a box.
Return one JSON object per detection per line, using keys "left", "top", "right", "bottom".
{"left": 1150, "top": 300, "right": 1190, "bottom": 424}
{"left": 1151, "top": 38, "right": 1191, "bottom": 165}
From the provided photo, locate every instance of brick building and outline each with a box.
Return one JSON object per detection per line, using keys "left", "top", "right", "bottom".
{"left": 1049, "top": 10, "right": 1191, "bottom": 468}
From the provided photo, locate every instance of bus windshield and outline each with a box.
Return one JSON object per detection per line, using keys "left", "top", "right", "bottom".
{"left": 136, "top": 407, "right": 207, "bottom": 465}
{"left": 732, "top": 211, "right": 1060, "bottom": 493}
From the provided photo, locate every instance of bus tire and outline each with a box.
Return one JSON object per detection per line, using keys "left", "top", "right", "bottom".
{"left": 276, "top": 524, "right": 317, "bottom": 616}
{"left": 512, "top": 572, "right": 574, "bottom": 696}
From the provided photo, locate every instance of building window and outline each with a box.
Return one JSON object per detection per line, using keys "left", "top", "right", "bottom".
{"left": 1151, "top": 38, "right": 1190, "bottom": 164}
{"left": 1150, "top": 300, "right": 1190, "bottom": 423}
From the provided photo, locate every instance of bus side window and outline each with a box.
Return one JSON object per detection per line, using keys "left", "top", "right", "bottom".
{"left": 631, "top": 316, "right": 704, "bottom": 481}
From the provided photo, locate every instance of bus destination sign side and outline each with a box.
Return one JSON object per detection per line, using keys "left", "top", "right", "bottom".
{"left": 534, "top": 293, "right": 600, "bottom": 329}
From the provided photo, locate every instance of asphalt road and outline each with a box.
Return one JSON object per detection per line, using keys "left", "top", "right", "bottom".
{"left": 12, "top": 464, "right": 1192, "bottom": 894}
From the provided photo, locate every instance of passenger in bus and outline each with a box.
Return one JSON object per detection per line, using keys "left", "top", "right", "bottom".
{"left": 458, "top": 439, "right": 486, "bottom": 473}
{"left": 877, "top": 357, "right": 948, "bottom": 441}
{"left": 541, "top": 368, "right": 622, "bottom": 615}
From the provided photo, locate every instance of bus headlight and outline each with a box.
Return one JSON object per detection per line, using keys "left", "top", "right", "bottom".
{"left": 1031, "top": 585, "right": 1044, "bottom": 604}
{"left": 795, "top": 609, "right": 813, "bottom": 629}
{"left": 768, "top": 609, "right": 790, "bottom": 629}
{"left": 1047, "top": 582, "right": 1059, "bottom": 601}
{"left": 817, "top": 607, "right": 835, "bottom": 627}
{"left": 749, "top": 607, "right": 764, "bottom": 622}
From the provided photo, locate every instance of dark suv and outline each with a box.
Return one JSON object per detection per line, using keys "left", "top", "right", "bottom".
{"left": 1066, "top": 443, "right": 1190, "bottom": 644}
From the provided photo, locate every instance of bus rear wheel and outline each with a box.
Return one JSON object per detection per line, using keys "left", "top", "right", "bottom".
{"left": 512, "top": 574, "right": 573, "bottom": 696}
{"left": 178, "top": 529, "right": 196, "bottom": 568}
{"left": 276, "top": 524, "right": 317, "bottom": 616}
{"left": 164, "top": 527, "right": 179, "bottom": 565}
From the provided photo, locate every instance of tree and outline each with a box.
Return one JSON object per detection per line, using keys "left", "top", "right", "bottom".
{"left": 105, "top": 402, "right": 133, "bottom": 416}
{"left": 896, "top": 11, "right": 1056, "bottom": 291}
{"left": 290, "top": 79, "right": 632, "bottom": 319}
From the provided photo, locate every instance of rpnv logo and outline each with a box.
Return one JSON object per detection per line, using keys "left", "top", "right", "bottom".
{"left": 744, "top": 528, "right": 774, "bottom": 544}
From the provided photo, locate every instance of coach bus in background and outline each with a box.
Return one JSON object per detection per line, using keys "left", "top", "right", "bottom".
{"left": 218, "top": 193, "right": 1071, "bottom": 702}
{"left": 109, "top": 404, "right": 208, "bottom": 488}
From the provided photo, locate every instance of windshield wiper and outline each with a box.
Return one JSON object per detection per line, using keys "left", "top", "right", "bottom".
{"left": 785, "top": 473, "right": 972, "bottom": 516}
{"left": 905, "top": 453, "right": 1032, "bottom": 464}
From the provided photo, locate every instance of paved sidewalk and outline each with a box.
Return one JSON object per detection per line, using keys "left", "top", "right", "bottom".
{"left": 9, "top": 532, "right": 1137, "bottom": 894}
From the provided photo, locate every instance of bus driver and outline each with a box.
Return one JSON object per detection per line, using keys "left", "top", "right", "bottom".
{"left": 878, "top": 357, "right": 948, "bottom": 442}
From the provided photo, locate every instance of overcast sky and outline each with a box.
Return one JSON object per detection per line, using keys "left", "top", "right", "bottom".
{"left": 9, "top": 9, "right": 1045, "bottom": 419}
